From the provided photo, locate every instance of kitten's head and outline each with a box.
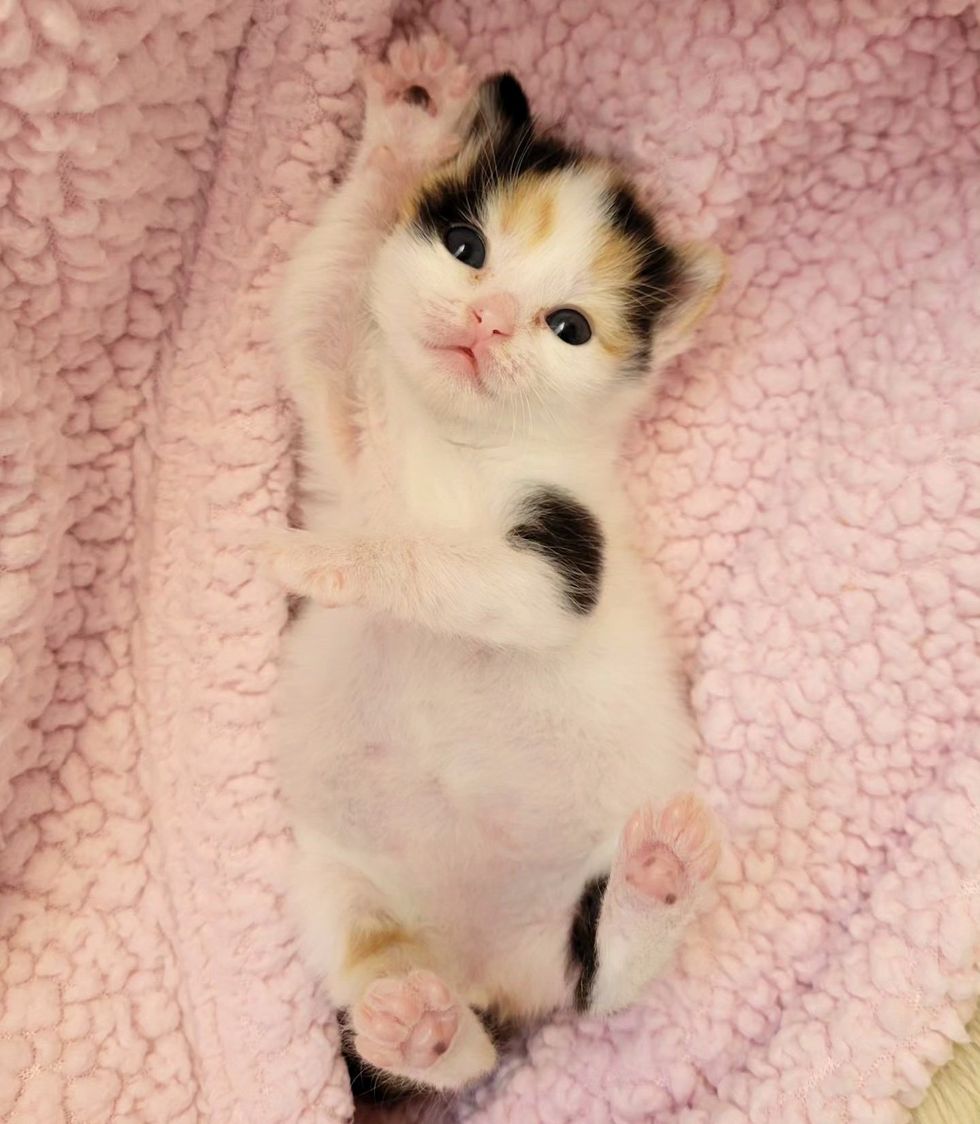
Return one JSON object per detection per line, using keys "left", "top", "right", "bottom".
{"left": 371, "top": 74, "right": 723, "bottom": 437}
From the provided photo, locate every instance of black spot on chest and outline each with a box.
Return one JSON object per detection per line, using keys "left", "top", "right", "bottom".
{"left": 507, "top": 488, "right": 604, "bottom": 614}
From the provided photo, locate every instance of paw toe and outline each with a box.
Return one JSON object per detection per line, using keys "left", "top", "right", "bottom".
{"left": 389, "top": 40, "right": 415, "bottom": 75}
{"left": 408, "top": 969, "right": 453, "bottom": 1010}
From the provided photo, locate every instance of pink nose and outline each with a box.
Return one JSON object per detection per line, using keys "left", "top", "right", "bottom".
{"left": 470, "top": 294, "right": 517, "bottom": 342}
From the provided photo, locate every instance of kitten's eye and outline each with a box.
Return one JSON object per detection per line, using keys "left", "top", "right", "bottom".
{"left": 443, "top": 225, "right": 486, "bottom": 269}
{"left": 545, "top": 308, "right": 592, "bottom": 346}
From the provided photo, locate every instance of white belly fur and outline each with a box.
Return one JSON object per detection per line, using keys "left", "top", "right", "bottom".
{"left": 277, "top": 575, "right": 694, "bottom": 996}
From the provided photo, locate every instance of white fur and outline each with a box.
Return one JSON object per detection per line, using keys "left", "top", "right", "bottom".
{"left": 270, "top": 41, "right": 716, "bottom": 1089}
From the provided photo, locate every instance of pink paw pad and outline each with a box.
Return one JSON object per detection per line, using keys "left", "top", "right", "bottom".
{"left": 369, "top": 36, "right": 471, "bottom": 117}
{"left": 352, "top": 970, "right": 460, "bottom": 1072}
{"left": 622, "top": 794, "right": 721, "bottom": 906}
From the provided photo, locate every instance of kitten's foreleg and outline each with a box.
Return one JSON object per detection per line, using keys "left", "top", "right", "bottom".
{"left": 280, "top": 38, "right": 472, "bottom": 477}
{"left": 258, "top": 528, "right": 588, "bottom": 649}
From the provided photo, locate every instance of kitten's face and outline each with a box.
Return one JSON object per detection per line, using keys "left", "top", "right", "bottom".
{"left": 370, "top": 77, "right": 719, "bottom": 436}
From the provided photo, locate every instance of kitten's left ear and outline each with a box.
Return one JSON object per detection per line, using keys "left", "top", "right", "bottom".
{"left": 655, "top": 242, "right": 726, "bottom": 364}
{"left": 465, "top": 72, "right": 533, "bottom": 148}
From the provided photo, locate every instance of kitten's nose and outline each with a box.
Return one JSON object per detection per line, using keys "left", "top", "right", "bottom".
{"left": 470, "top": 294, "right": 517, "bottom": 342}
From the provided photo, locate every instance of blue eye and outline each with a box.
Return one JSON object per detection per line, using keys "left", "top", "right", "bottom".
{"left": 443, "top": 225, "right": 486, "bottom": 269}
{"left": 546, "top": 308, "right": 592, "bottom": 345}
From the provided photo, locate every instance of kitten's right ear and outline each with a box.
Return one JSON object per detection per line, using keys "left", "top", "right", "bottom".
{"left": 654, "top": 242, "right": 726, "bottom": 365}
{"left": 466, "top": 73, "right": 532, "bottom": 147}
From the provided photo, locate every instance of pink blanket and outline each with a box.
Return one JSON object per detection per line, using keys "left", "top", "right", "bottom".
{"left": 2, "top": 1, "right": 978, "bottom": 1121}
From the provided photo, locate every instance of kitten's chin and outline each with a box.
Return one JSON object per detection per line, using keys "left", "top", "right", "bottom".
{"left": 391, "top": 339, "right": 494, "bottom": 425}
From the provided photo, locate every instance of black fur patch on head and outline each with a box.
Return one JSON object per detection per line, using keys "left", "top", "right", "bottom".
{"left": 569, "top": 874, "right": 609, "bottom": 1011}
{"left": 605, "top": 184, "right": 684, "bottom": 368}
{"left": 507, "top": 488, "right": 604, "bottom": 615}
{"left": 413, "top": 73, "right": 581, "bottom": 239}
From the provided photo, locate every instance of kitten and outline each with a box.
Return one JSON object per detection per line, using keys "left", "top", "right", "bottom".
{"left": 264, "top": 36, "right": 724, "bottom": 1099}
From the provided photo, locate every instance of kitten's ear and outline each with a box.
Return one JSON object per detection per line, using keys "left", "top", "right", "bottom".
{"left": 655, "top": 243, "right": 726, "bottom": 364}
{"left": 466, "top": 73, "right": 532, "bottom": 147}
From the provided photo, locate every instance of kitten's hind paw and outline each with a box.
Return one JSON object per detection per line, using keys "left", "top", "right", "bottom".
{"left": 351, "top": 970, "right": 496, "bottom": 1091}
{"left": 621, "top": 793, "right": 721, "bottom": 907}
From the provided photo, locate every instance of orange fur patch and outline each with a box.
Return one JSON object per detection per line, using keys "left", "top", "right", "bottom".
{"left": 499, "top": 176, "right": 556, "bottom": 246}
{"left": 587, "top": 226, "right": 644, "bottom": 358}
{"left": 344, "top": 923, "right": 413, "bottom": 971}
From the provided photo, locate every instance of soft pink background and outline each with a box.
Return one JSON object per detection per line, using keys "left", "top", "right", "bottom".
{"left": 1, "top": 1, "right": 977, "bottom": 1121}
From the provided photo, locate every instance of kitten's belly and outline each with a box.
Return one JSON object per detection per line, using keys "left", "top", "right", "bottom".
{"left": 278, "top": 603, "right": 692, "bottom": 929}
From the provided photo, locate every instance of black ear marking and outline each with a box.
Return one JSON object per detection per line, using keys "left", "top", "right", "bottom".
{"left": 466, "top": 72, "right": 532, "bottom": 146}
{"left": 508, "top": 488, "right": 604, "bottom": 615}
{"left": 413, "top": 69, "right": 580, "bottom": 240}
{"left": 569, "top": 874, "right": 609, "bottom": 1011}
{"left": 482, "top": 72, "right": 531, "bottom": 132}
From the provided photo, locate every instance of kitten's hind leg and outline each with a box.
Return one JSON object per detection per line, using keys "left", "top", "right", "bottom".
{"left": 325, "top": 907, "right": 496, "bottom": 1092}
{"left": 587, "top": 793, "right": 721, "bottom": 1015}
{"left": 294, "top": 863, "right": 497, "bottom": 1093}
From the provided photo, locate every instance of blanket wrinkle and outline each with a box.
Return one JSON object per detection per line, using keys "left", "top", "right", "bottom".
{"left": 1, "top": 1, "right": 977, "bottom": 1122}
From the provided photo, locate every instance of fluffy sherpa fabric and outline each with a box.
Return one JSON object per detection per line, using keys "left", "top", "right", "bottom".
{"left": 1, "top": 1, "right": 978, "bottom": 1122}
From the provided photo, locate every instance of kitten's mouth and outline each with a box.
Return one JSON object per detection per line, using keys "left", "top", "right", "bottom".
{"left": 429, "top": 343, "right": 485, "bottom": 388}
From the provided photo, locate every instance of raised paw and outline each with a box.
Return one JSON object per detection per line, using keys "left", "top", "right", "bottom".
{"left": 352, "top": 970, "right": 460, "bottom": 1072}
{"left": 361, "top": 36, "right": 473, "bottom": 178}
{"left": 621, "top": 793, "right": 721, "bottom": 906}
{"left": 376, "top": 35, "right": 471, "bottom": 109}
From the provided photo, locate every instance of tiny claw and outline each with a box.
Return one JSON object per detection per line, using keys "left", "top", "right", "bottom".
{"left": 423, "top": 38, "right": 450, "bottom": 72}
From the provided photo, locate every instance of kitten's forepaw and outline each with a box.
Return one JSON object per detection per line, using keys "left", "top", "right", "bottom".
{"left": 353, "top": 970, "right": 459, "bottom": 1071}
{"left": 254, "top": 530, "right": 349, "bottom": 607}
{"left": 361, "top": 36, "right": 473, "bottom": 178}
{"left": 622, "top": 794, "right": 721, "bottom": 906}
{"left": 381, "top": 35, "right": 471, "bottom": 109}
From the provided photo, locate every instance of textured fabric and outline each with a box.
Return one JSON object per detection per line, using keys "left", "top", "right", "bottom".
{"left": 1, "top": 1, "right": 978, "bottom": 1122}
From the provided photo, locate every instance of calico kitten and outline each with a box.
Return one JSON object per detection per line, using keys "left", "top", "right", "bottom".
{"left": 264, "top": 36, "right": 724, "bottom": 1098}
